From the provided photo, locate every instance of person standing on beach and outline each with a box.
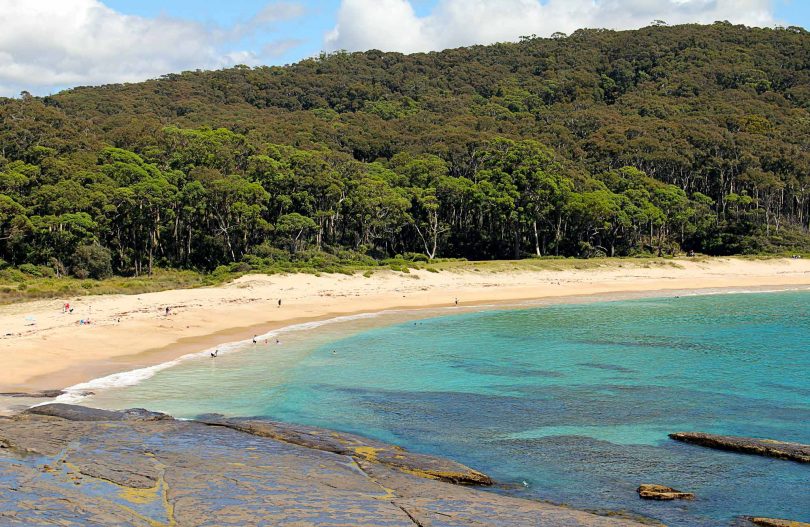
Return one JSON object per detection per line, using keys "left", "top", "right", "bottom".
{"left": 278, "top": 299, "right": 282, "bottom": 308}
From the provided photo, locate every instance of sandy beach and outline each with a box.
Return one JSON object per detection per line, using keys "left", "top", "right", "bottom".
{"left": 2, "top": 257, "right": 810, "bottom": 398}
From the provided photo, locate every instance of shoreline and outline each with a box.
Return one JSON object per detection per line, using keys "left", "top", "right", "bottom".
{"left": 43, "top": 282, "right": 810, "bottom": 410}
{"left": 3, "top": 257, "right": 810, "bottom": 412}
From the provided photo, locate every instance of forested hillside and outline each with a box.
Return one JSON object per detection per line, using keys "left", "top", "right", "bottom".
{"left": 1, "top": 22, "right": 809, "bottom": 278}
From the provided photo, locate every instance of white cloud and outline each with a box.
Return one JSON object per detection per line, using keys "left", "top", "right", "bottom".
{"left": 326, "top": 0, "right": 777, "bottom": 53}
{"left": 262, "top": 38, "right": 307, "bottom": 58}
{"left": 230, "top": 2, "right": 307, "bottom": 40}
{"left": 0, "top": 0, "right": 304, "bottom": 97}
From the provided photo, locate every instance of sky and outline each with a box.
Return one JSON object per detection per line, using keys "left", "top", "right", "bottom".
{"left": 0, "top": 0, "right": 807, "bottom": 97}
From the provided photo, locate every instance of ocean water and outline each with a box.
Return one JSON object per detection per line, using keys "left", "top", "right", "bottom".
{"left": 82, "top": 291, "right": 810, "bottom": 526}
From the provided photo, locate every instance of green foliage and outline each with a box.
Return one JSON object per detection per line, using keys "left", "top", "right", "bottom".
{"left": 0, "top": 23, "right": 808, "bottom": 282}
{"left": 18, "top": 263, "right": 54, "bottom": 277}
{"left": 71, "top": 244, "right": 113, "bottom": 279}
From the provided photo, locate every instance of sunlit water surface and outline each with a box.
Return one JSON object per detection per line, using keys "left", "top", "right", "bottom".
{"left": 85, "top": 291, "right": 810, "bottom": 526}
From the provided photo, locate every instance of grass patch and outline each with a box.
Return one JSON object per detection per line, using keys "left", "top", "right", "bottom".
{"left": 1, "top": 254, "right": 791, "bottom": 305}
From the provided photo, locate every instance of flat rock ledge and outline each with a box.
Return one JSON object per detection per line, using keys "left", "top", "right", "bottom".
{"left": 0, "top": 403, "right": 653, "bottom": 527}
{"left": 636, "top": 484, "right": 694, "bottom": 501}
{"left": 0, "top": 389, "right": 66, "bottom": 398}
{"left": 198, "top": 413, "right": 492, "bottom": 485}
{"left": 744, "top": 517, "right": 810, "bottom": 527}
{"left": 669, "top": 432, "right": 810, "bottom": 463}
{"left": 27, "top": 402, "right": 170, "bottom": 422}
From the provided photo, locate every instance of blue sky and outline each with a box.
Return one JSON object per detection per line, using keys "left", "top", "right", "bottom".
{"left": 103, "top": 0, "right": 444, "bottom": 66}
{"left": 104, "top": 0, "right": 341, "bottom": 66}
{"left": 775, "top": 0, "right": 810, "bottom": 27}
{"left": 0, "top": 1, "right": 807, "bottom": 97}
{"left": 103, "top": 0, "right": 810, "bottom": 67}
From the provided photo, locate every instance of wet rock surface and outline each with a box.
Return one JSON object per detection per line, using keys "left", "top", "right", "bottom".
{"left": 669, "top": 432, "right": 810, "bottom": 463}
{"left": 0, "top": 403, "right": 653, "bottom": 526}
{"left": 636, "top": 484, "right": 694, "bottom": 501}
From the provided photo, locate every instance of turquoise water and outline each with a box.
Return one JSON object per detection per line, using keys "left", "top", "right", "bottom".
{"left": 85, "top": 291, "right": 810, "bottom": 526}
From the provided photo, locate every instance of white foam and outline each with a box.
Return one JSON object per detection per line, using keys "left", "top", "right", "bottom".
{"left": 50, "top": 310, "right": 402, "bottom": 406}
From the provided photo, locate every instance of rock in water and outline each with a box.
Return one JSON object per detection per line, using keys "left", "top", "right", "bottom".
{"left": 637, "top": 484, "right": 695, "bottom": 501}
{"left": 745, "top": 518, "right": 810, "bottom": 527}
{"left": 669, "top": 432, "right": 810, "bottom": 463}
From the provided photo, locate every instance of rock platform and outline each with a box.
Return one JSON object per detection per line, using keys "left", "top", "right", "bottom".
{"left": 0, "top": 403, "right": 653, "bottom": 526}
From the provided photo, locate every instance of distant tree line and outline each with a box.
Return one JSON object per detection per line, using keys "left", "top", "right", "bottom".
{"left": 0, "top": 22, "right": 808, "bottom": 277}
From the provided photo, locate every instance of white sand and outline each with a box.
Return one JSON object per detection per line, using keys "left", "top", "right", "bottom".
{"left": 1, "top": 257, "right": 809, "bottom": 395}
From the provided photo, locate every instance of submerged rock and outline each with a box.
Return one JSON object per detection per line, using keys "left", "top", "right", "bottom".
{"left": 636, "top": 484, "right": 695, "bottom": 501}
{"left": 745, "top": 518, "right": 810, "bottom": 527}
{"left": 0, "top": 404, "right": 652, "bottom": 526}
{"left": 669, "top": 432, "right": 810, "bottom": 463}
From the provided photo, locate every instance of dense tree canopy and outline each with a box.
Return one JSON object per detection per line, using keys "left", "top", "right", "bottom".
{"left": 1, "top": 23, "right": 809, "bottom": 276}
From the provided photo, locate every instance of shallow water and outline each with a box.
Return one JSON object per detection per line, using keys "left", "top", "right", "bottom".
{"left": 85, "top": 291, "right": 810, "bottom": 526}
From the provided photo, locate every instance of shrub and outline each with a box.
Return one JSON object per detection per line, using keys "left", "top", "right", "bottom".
{"left": 229, "top": 261, "right": 252, "bottom": 273}
{"left": 212, "top": 265, "right": 231, "bottom": 277}
{"left": 17, "top": 264, "right": 56, "bottom": 278}
{"left": 249, "top": 243, "right": 290, "bottom": 261}
{"left": 401, "top": 252, "right": 429, "bottom": 262}
{"left": 71, "top": 244, "right": 113, "bottom": 279}
{"left": 19, "top": 263, "right": 42, "bottom": 276}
